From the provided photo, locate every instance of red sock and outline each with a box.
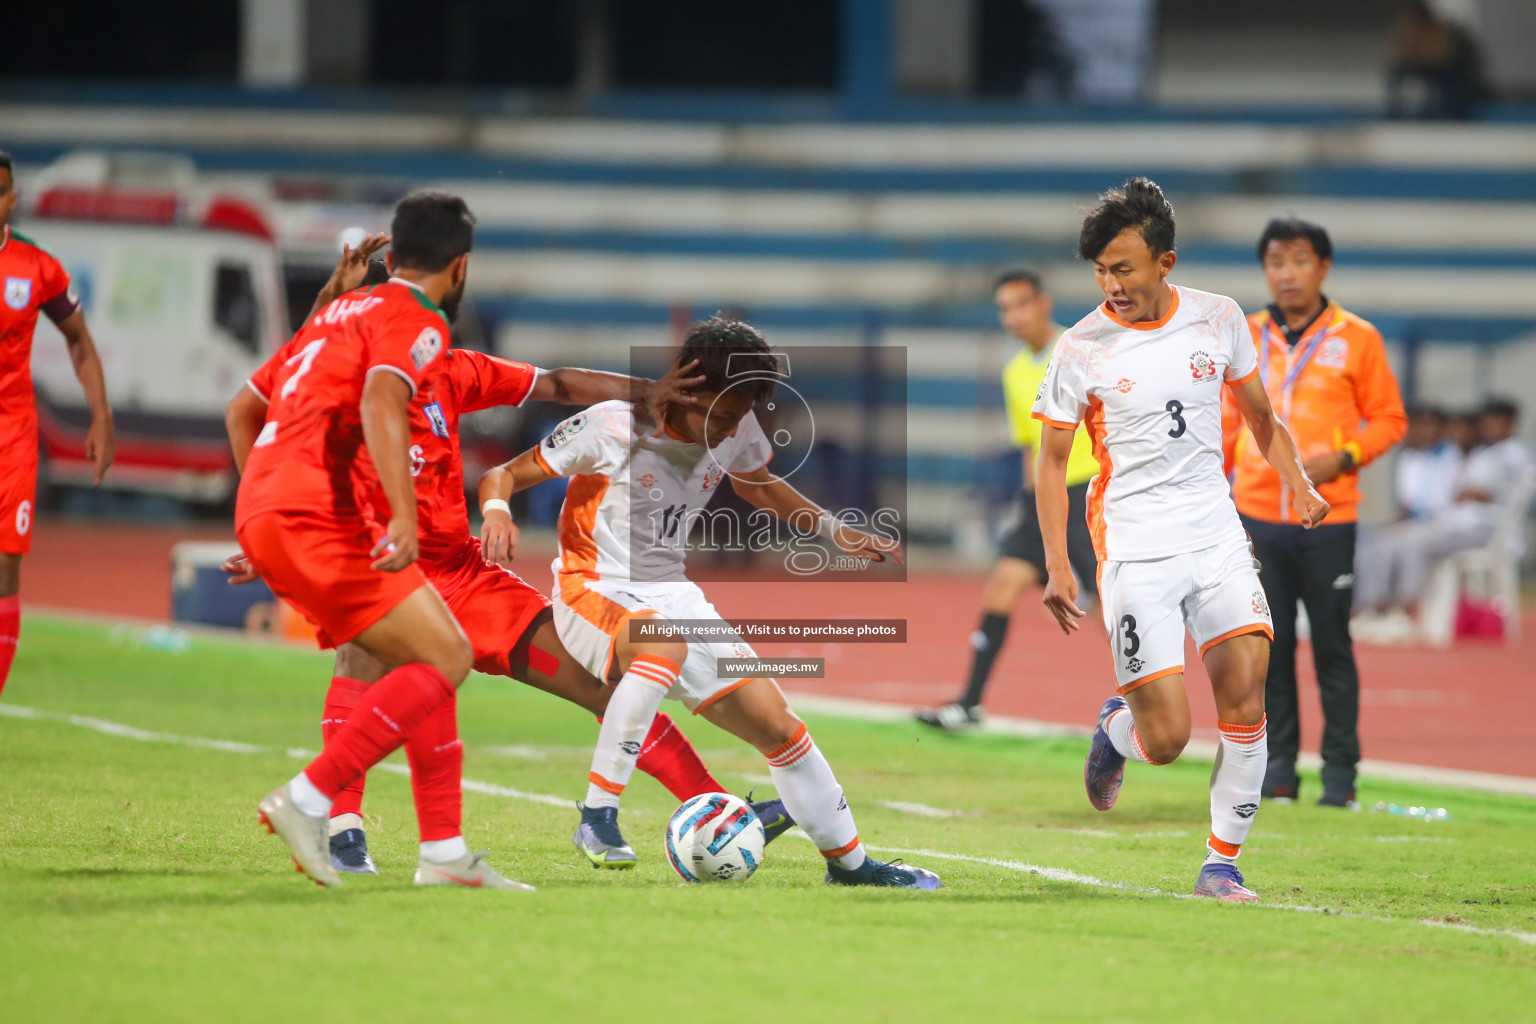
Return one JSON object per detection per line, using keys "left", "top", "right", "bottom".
{"left": 0, "top": 595, "right": 17, "bottom": 699}
{"left": 303, "top": 662, "right": 454, "bottom": 799}
{"left": 405, "top": 695, "right": 463, "bottom": 842}
{"left": 322, "top": 676, "right": 371, "bottom": 820}
{"left": 635, "top": 712, "right": 723, "bottom": 800}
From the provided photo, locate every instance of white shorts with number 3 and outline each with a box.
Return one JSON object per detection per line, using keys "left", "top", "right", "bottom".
{"left": 1098, "top": 531, "right": 1273, "bottom": 695}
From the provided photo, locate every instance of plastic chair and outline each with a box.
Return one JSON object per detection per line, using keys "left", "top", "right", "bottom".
{"left": 1418, "top": 468, "right": 1536, "bottom": 647}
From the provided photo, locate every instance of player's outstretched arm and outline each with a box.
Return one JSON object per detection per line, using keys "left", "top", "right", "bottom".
{"left": 727, "top": 466, "right": 902, "bottom": 566}
{"left": 528, "top": 359, "right": 704, "bottom": 433}
{"left": 477, "top": 449, "right": 560, "bottom": 567}
{"left": 360, "top": 371, "right": 420, "bottom": 571}
{"left": 55, "top": 309, "right": 114, "bottom": 485}
{"left": 1036, "top": 424, "right": 1085, "bottom": 635}
{"left": 1229, "top": 375, "right": 1330, "bottom": 528}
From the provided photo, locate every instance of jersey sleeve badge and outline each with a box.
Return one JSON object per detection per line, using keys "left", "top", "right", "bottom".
{"left": 545, "top": 412, "right": 587, "bottom": 448}
{"left": 410, "top": 326, "right": 444, "bottom": 369}
{"left": 424, "top": 401, "right": 450, "bottom": 438}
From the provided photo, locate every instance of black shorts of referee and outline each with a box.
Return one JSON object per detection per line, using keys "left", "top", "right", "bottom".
{"left": 1000, "top": 481, "right": 1098, "bottom": 596}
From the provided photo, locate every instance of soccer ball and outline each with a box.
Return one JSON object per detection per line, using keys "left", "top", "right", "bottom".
{"left": 664, "top": 792, "right": 766, "bottom": 883}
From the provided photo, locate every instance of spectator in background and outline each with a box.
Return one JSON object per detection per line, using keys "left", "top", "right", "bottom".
{"left": 1392, "top": 405, "right": 1462, "bottom": 520}
{"left": 1357, "top": 399, "right": 1534, "bottom": 625}
{"left": 1223, "top": 217, "right": 1407, "bottom": 809}
{"left": 1446, "top": 409, "right": 1482, "bottom": 457}
{"left": 1387, "top": 0, "right": 1484, "bottom": 120}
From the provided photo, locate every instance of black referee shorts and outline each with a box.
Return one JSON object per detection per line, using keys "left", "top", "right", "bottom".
{"left": 999, "top": 482, "right": 1098, "bottom": 595}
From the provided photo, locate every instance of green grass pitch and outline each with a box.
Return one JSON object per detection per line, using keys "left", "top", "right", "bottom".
{"left": 2, "top": 616, "right": 1533, "bottom": 1022}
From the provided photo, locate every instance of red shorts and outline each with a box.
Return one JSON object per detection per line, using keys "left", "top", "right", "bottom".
{"left": 428, "top": 540, "right": 551, "bottom": 677}
{"left": 236, "top": 508, "right": 428, "bottom": 649}
{"left": 0, "top": 462, "right": 37, "bottom": 555}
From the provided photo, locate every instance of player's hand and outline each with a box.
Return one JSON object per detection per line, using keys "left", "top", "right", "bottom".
{"left": 1042, "top": 570, "right": 1087, "bottom": 635}
{"left": 834, "top": 525, "right": 903, "bottom": 566}
{"left": 1294, "top": 486, "right": 1331, "bottom": 530}
{"left": 644, "top": 359, "right": 704, "bottom": 438}
{"left": 221, "top": 553, "right": 259, "bottom": 585}
{"left": 371, "top": 516, "right": 419, "bottom": 572}
{"left": 86, "top": 414, "right": 115, "bottom": 486}
{"left": 321, "top": 233, "right": 391, "bottom": 304}
{"left": 1301, "top": 450, "right": 1347, "bottom": 485}
{"left": 481, "top": 508, "right": 519, "bottom": 567}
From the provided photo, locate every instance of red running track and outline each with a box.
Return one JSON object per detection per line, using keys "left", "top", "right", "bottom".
{"left": 19, "top": 517, "right": 1536, "bottom": 779}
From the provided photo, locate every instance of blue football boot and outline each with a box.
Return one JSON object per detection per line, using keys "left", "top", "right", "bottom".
{"left": 746, "top": 791, "right": 795, "bottom": 845}
{"left": 826, "top": 857, "right": 941, "bottom": 890}
{"left": 329, "top": 828, "right": 378, "bottom": 875}
{"left": 573, "top": 802, "right": 637, "bottom": 869}
{"left": 1193, "top": 862, "right": 1259, "bottom": 902}
{"left": 1085, "top": 695, "right": 1129, "bottom": 811}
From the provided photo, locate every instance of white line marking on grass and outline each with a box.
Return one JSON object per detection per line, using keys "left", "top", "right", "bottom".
{"left": 784, "top": 692, "right": 1536, "bottom": 799}
{"left": 873, "top": 799, "right": 966, "bottom": 819}
{"left": 0, "top": 703, "right": 265, "bottom": 754}
{"left": 868, "top": 844, "right": 1536, "bottom": 946}
{"left": 6, "top": 703, "right": 1531, "bottom": 946}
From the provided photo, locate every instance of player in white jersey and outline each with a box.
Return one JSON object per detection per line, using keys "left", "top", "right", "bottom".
{"left": 1033, "top": 178, "right": 1329, "bottom": 902}
{"left": 478, "top": 316, "right": 941, "bottom": 888}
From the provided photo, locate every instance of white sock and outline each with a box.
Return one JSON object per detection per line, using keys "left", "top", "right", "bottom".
{"left": 288, "top": 770, "right": 332, "bottom": 819}
{"left": 328, "top": 812, "right": 364, "bottom": 836}
{"left": 420, "top": 835, "right": 469, "bottom": 864}
{"left": 1105, "top": 706, "right": 1163, "bottom": 765}
{"left": 584, "top": 654, "right": 680, "bottom": 810}
{"left": 1207, "top": 716, "right": 1267, "bottom": 863}
{"left": 765, "top": 725, "right": 866, "bottom": 871}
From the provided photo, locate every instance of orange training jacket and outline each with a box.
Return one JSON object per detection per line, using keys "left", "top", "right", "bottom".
{"left": 1222, "top": 301, "right": 1407, "bottom": 525}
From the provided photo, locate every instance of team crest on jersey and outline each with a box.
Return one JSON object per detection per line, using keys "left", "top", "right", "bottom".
{"left": 1252, "top": 590, "right": 1271, "bottom": 617}
{"left": 1113, "top": 378, "right": 1136, "bottom": 393}
{"left": 4, "top": 277, "right": 32, "bottom": 310}
{"left": 1190, "top": 350, "right": 1218, "bottom": 383}
{"left": 545, "top": 413, "right": 587, "bottom": 448}
{"left": 701, "top": 465, "right": 723, "bottom": 491}
{"left": 423, "top": 401, "right": 450, "bottom": 439}
{"left": 410, "top": 327, "right": 444, "bottom": 370}
{"left": 1315, "top": 336, "right": 1349, "bottom": 369}
{"left": 637, "top": 473, "right": 657, "bottom": 488}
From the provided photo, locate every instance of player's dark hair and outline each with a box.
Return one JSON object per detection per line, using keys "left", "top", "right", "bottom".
{"left": 677, "top": 314, "right": 780, "bottom": 405}
{"left": 993, "top": 267, "right": 1043, "bottom": 294}
{"left": 1482, "top": 397, "right": 1520, "bottom": 421}
{"left": 1406, "top": 403, "right": 1446, "bottom": 423}
{"left": 390, "top": 190, "right": 475, "bottom": 273}
{"left": 0, "top": 150, "right": 12, "bottom": 176}
{"left": 1257, "top": 217, "right": 1333, "bottom": 263}
{"left": 361, "top": 259, "right": 391, "bottom": 288}
{"left": 1078, "top": 177, "right": 1176, "bottom": 261}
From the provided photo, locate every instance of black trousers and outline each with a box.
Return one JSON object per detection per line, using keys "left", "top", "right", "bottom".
{"left": 1241, "top": 516, "right": 1360, "bottom": 793}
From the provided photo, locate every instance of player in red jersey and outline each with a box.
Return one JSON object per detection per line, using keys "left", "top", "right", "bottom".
{"left": 0, "top": 151, "right": 114, "bottom": 699}
{"left": 238, "top": 190, "right": 540, "bottom": 889}
{"left": 225, "top": 239, "right": 785, "bottom": 876}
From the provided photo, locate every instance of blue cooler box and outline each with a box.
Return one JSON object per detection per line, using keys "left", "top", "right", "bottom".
{"left": 171, "top": 541, "right": 275, "bottom": 628}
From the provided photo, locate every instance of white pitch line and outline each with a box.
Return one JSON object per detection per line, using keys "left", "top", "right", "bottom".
{"left": 874, "top": 799, "right": 966, "bottom": 819}
{"left": 4, "top": 703, "right": 1531, "bottom": 947}
{"left": 868, "top": 844, "right": 1536, "bottom": 947}
{"left": 784, "top": 692, "right": 1536, "bottom": 799}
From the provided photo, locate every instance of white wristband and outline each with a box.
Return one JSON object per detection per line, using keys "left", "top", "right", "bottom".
{"left": 481, "top": 498, "right": 512, "bottom": 517}
{"left": 816, "top": 510, "right": 841, "bottom": 540}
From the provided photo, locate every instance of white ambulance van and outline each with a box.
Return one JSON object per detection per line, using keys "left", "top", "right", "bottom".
{"left": 21, "top": 151, "right": 288, "bottom": 503}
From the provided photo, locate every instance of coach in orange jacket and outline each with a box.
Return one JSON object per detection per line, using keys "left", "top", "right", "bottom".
{"left": 1222, "top": 218, "right": 1406, "bottom": 808}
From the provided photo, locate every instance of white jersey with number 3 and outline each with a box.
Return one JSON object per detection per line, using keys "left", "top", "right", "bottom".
{"left": 1032, "top": 286, "right": 1259, "bottom": 563}
{"left": 535, "top": 400, "right": 774, "bottom": 587}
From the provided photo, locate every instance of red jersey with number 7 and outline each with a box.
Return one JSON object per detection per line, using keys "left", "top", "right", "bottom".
{"left": 235, "top": 279, "right": 451, "bottom": 528}
{"left": 0, "top": 226, "right": 82, "bottom": 465}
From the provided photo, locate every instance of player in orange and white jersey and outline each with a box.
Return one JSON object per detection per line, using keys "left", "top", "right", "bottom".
{"left": 479, "top": 316, "right": 940, "bottom": 888}
{"left": 1033, "top": 178, "right": 1328, "bottom": 903}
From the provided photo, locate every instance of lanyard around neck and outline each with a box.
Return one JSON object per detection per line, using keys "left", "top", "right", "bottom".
{"left": 1258, "top": 316, "right": 1333, "bottom": 394}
